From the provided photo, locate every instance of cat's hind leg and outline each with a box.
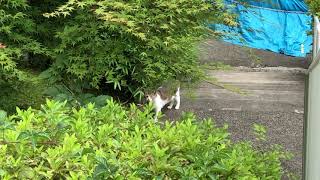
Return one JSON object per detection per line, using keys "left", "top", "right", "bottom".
{"left": 167, "top": 97, "right": 175, "bottom": 109}
{"left": 175, "top": 88, "right": 180, "bottom": 109}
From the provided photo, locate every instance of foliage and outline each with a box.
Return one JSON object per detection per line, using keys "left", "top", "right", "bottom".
{"left": 0, "top": 0, "right": 237, "bottom": 112}
{"left": 1, "top": 0, "right": 238, "bottom": 103}
{"left": 43, "top": 84, "right": 112, "bottom": 108}
{"left": 252, "top": 123, "right": 267, "bottom": 142}
{"left": 0, "top": 0, "right": 51, "bottom": 80}
{"left": 306, "top": 0, "right": 320, "bottom": 16}
{"left": 0, "top": 73, "right": 46, "bottom": 114}
{"left": 0, "top": 1, "right": 66, "bottom": 113}
{"left": 41, "top": 0, "right": 237, "bottom": 99}
{"left": 0, "top": 99, "right": 291, "bottom": 179}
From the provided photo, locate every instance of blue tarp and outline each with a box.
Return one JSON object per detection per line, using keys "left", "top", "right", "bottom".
{"left": 212, "top": 0, "right": 312, "bottom": 57}
{"left": 246, "top": 0, "right": 308, "bottom": 12}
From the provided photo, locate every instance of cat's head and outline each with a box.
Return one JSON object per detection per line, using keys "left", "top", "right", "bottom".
{"left": 139, "top": 91, "right": 156, "bottom": 106}
{"left": 0, "top": 43, "right": 6, "bottom": 49}
{"left": 144, "top": 93, "right": 156, "bottom": 103}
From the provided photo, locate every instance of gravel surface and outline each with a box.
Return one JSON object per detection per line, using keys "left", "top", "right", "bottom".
{"left": 162, "top": 69, "right": 305, "bottom": 179}
{"left": 164, "top": 107, "right": 303, "bottom": 179}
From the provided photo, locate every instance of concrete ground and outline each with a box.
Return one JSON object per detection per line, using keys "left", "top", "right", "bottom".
{"left": 164, "top": 40, "right": 308, "bottom": 179}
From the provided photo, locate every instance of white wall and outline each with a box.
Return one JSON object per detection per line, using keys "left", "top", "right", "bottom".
{"left": 306, "top": 64, "right": 320, "bottom": 179}
{"left": 305, "top": 16, "right": 320, "bottom": 180}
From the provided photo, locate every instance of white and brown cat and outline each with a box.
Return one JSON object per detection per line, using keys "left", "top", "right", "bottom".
{"left": 144, "top": 83, "right": 180, "bottom": 122}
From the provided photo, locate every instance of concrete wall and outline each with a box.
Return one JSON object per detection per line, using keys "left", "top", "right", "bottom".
{"left": 199, "top": 39, "right": 312, "bottom": 68}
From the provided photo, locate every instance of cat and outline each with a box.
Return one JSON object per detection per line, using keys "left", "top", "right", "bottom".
{"left": 144, "top": 83, "right": 180, "bottom": 122}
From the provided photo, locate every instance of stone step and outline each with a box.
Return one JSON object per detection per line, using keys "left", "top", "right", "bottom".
{"left": 197, "top": 82, "right": 304, "bottom": 91}
{"left": 180, "top": 70, "right": 305, "bottom": 112}
{"left": 206, "top": 71, "right": 305, "bottom": 84}
{"left": 194, "top": 89, "right": 303, "bottom": 103}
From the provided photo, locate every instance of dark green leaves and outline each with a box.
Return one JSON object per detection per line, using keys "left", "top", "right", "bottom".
{"left": 17, "top": 130, "right": 50, "bottom": 148}
{"left": 91, "top": 157, "right": 118, "bottom": 179}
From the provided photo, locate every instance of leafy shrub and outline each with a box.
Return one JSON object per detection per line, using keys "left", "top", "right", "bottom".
{"left": 42, "top": 0, "right": 236, "bottom": 98}
{"left": 0, "top": 0, "right": 52, "bottom": 80}
{"left": 0, "top": 99, "right": 290, "bottom": 179}
{"left": 43, "top": 84, "right": 112, "bottom": 108}
{"left": 0, "top": 73, "right": 46, "bottom": 114}
{"left": 0, "top": 1, "right": 63, "bottom": 113}
{"left": 1, "top": 0, "right": 237, "bottom": 102}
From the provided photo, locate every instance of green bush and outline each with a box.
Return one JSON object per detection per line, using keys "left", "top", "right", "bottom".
{"left": 0, "top": 73, "right": 46, "bottom": 114}
{"left": 42, "top": 0, "right": 236, "bottom": 98}
{"left": 0, "top": 99, "right": 290, "bottom": 179}
{"left": 0, "top": 0, "right": 55, "bottom": 80}
{"left": 1, "top": 0, "right": 236, "bottom": 103}
{"left": 0, "top": 1, "right": 64, "bottom": 112}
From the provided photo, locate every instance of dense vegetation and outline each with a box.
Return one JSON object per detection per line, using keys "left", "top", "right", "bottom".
{"left": 0, "top": 100, "right": 290, "bottom": 179}
{"left": 0, "top": 0, "right": 237, "bottom": 112}
{"left": 0, "top": 1, "right": 294, "bottom": 178}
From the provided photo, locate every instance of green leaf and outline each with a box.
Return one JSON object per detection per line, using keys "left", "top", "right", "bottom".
{"left": 0, "top": 110, "right": 7, "bottom": 121}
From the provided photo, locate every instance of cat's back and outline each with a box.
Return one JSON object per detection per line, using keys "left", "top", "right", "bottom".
{"left": 156, "top": 80, "right": 180, "bottom": 100}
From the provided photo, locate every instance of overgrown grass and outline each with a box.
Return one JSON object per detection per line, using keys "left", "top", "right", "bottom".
{"left": 201, "top": 62, "right": 233, "bottom": 71}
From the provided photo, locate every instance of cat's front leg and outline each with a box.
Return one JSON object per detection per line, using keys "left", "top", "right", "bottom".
{"left": 175, "top": 95, "right": 180, "bottom": 109}
{"left": 154, "top": 106, "right": 162, "bottom": 122}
